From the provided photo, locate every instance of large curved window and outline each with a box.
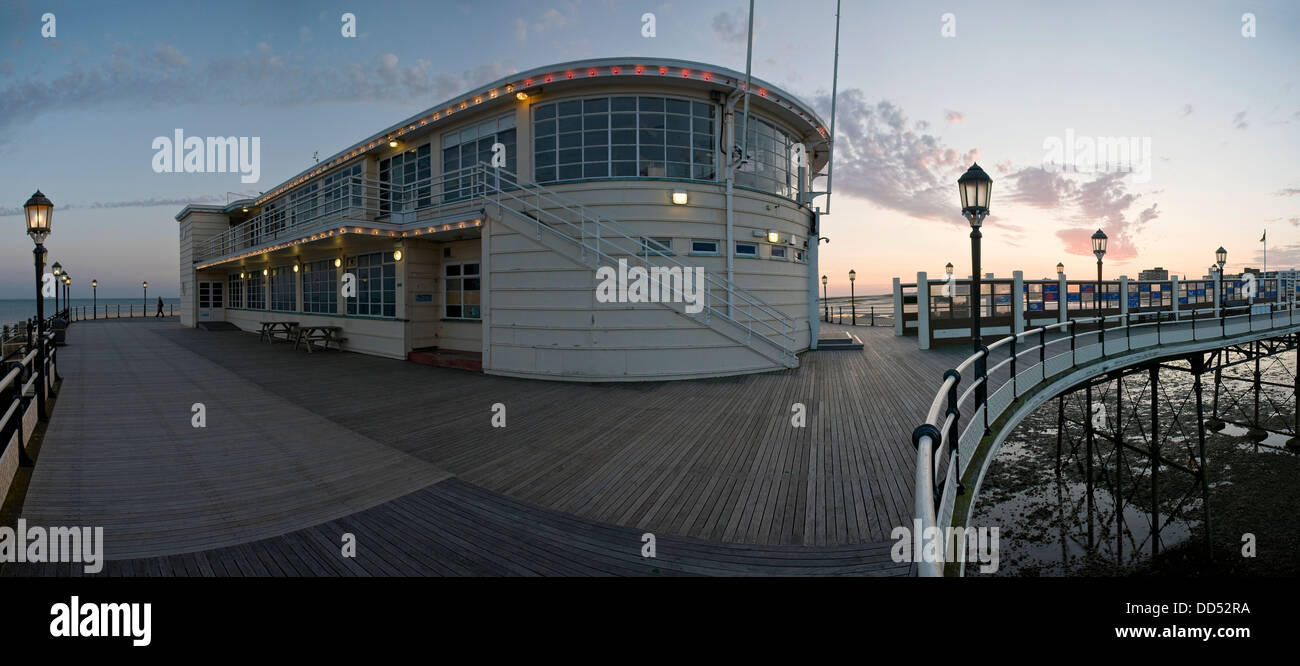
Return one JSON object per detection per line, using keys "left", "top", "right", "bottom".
{"left": 533, "top": 95, "right": 716, "bottom": 183}
{"left": 736, "top": 113, "right": 801, "bottom": 201}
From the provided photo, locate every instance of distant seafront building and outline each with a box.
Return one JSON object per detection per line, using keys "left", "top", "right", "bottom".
{"left": 176, "top": 58, "right": 829, "bottom": 381}
{"left": 1138, "top": 267, "right": 1168, "bottom": 281}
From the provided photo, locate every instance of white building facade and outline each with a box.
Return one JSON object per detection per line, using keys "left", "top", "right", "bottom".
{"left": 177, "top": 58, "right": 830, "bottom": 381}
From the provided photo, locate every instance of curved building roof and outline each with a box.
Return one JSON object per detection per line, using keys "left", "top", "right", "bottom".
{"left": 253, "top": 57, "right": 830, "bottom": 207}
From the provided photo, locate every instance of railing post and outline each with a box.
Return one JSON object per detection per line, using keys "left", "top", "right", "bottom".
{"left": 1039, "top": 326, "right": 1046, "bottom": 368}
{"left": 944, "top": 368, "right": 964, "bottom": 495}
{"left": 1069, "top": 319, "right": 1077, "bottom": 365}
{"left": 976, "top": 345, "right": 990, "bottom": 435}
{"left": 1010, "top": 335, "right": 1018, "bottom": 398}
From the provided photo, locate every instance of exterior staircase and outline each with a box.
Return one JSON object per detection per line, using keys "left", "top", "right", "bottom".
{"left": 474, "top": 167, "right": 800, "bottom": 370}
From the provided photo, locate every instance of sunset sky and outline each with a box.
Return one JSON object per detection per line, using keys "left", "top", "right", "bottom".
{"left": 1, "top": 0, "right": 1296, "bottom": 297}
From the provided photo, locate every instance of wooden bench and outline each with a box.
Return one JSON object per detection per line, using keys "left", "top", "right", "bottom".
{"left": 294, "top": 325, "right": 345, "bottom": 353}
{"left": 258, "top": 321, "right": 299, "bottom": 344}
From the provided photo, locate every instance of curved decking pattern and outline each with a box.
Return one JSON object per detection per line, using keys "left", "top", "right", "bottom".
{"left": 2, "top": 319, "right": 956, "bottom": 576}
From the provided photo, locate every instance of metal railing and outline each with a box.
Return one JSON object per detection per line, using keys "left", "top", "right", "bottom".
{"left": 194, "top": 165, "right": 500, "bottom": 263}
{"left": 1, "top": 322, "right": 59, "bottom": 475}
{"left": 197, "top": 163, "right": 799, "bottom": 365}
{"left": 910, "top": 300, "right": 1300, "bottom": 576}
{"left": 63, "top": 304, "right": 176, "bottom": 321}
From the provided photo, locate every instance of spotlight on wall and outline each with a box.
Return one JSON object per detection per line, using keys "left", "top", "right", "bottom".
{"left": 263, "top": 268, "right": 268, "bottom": 276}
{"left": 516, "top": 92, "right": 529, "bottom": 101}
{"left": 393, "top": 249, "right": 403, "bottom": 262}
{"left": 389, "top": 139, "right": 400, "bottom": 148}
{"left": 767, "top": 230, "right": 781, "bottom": 243}
{"left": 334, "top": 258, "right": 342, "bottom": 268}
{"left": 293, "top": 263, "right": 300, "bottom": 273}
{"left": 671, "top": 189, "right": 688, "bottom": 205}
{"left": 240, "top": 272, "right": 245, "bottom": 279}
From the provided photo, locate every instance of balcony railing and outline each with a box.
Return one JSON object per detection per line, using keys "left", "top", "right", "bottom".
{"left": 194, "top": 166, "right": 507, "bottom": 263}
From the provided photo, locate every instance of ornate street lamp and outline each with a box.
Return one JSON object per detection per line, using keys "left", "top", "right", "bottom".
{"left": 51, "top": 261, "right": 62, "bottom": 314}
{"left": 1057, "top": 262, "right": 1064, "bottom": 276}
{"left": 848, "top": 269, "right": 857, "bottom": 326}
{"left": 821, "top": 275, "right": 829, "bottom": 322}
{"left": 63, "top": 274, "right": 70, "bottom": 317}
{"left": 142, "top": 281, "right": 149, "bottom": 317}
{"left": 958, "top": 163, "right": 992, "bottom": 352}
{"left": 92, "top": 280, "right": 98, "bottom": 319}
{"left": 1216, "top": 247, "right": 1227, "bottom": 323}
{"left": 24, "top": 190, "right": 53, "bottom": 423}
{"left": 1092, "top": 229, "right": 1107, "bottom": 313}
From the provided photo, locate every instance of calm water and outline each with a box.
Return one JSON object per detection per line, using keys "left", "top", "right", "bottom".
{"left": 970, "top": 351, "right": 1300, "bottom": 575}
{"left": 0, "top": 298, "right": 179, "bottom": 328}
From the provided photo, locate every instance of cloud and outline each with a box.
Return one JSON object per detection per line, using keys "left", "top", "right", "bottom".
{"left": 0, "top": 43, "right": 516, "bottom": 136}
{"left": 299, "top": 27, "right": 312, "bottom": 43}
{"left": 711, "top": 8, "right": 752, "bottom": 46}
{"left": 514, "top": 4, "right": 577, "bottom": 41}
{"left": 1051, "top": 173, "right": 1158, "bottom": 261}
{"left": 810, "top": 89, "right": 981, "bottom": 228}
{"left": 1179, "top": 104, "right": 1193, "bottom": 117}
{"left": 1233, "top": 109, "right": 1249, "bottom": 130}
{"left": 1274, "top": 187, "right": 1300, "bottom": 197}
{"left": 944, "top": 109, "right": 964, "bottom": 123}
{"left": 0, "top": 194, "right": 228, "bottom": 217}
{"left": 1003, "top": 167, "right": 1078, "bottom": 209}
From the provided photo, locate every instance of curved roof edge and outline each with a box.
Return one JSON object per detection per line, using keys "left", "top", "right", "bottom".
{"left": 249, "top": 57, "right": 829, "bottom": 207}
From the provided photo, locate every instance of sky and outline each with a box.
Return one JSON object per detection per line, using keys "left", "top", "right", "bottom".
{"left": 0, "top": 0, "right": 1296, "bottom": 298}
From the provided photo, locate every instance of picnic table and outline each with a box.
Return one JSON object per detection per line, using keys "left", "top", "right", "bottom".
{"left": 259, "top": 321, "right": 299, "bottom": 344}
{"left": 294, "top": 325, "right": 346, "bottom": 353}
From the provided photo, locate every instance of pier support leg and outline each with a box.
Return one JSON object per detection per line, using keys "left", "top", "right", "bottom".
{"left": 1115, "top": 373, "right": 1123, "bottom": 562}
{"left": 1248, "top": 339, "right": 1267, "bottom": 442}
{"left": 1192, "top": 353, "right": 1212, "bottom": 559}
{"left": 1055, "top": 395, "right": 1065, "bottom": 476}
{"left": 1206, "top": 351, "right": 1226, "bottom": 431}
{"left": 1150, "top": 364, "right": 1161, "bottom": 558}
{"left": 1086, "top": 382, "right": 1095, "bottom": 551}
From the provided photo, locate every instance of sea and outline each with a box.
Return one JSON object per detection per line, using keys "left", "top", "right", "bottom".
{"left": 0, "top": 298, "right": 180, "bottom": 329}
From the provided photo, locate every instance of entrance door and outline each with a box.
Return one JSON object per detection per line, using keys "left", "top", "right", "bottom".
{"left": 198, "top": 280, "right": 225, "bottom": 322}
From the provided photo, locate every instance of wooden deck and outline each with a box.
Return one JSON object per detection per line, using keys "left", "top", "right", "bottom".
{"left": 3, "top": 319, "right": 964, "bottom": 576}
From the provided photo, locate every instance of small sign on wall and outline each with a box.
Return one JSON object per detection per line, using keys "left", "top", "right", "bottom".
{"left": 415, "top": 294, "right": 433, "bottom": 303}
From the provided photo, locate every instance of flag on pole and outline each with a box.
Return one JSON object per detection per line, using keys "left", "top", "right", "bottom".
{"left": 1261, "top": 231, "right": 1267, "bottom": 242}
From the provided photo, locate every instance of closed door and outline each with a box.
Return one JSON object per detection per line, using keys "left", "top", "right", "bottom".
{"left": 198, "top": 281, "right": 225, "bottom": 321}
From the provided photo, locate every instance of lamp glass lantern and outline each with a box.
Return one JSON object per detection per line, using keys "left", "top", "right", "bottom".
{"left": 1216, "top": 246, "right": 1227, "bottom": 268}
{"left": 52, "top": 262, "right": 62, "bottom": 276}
{"left": 848, "top": 269, "right": 856, "bottom": 283}
{"left": 1057, "top": 262, "right": 1065, "bottom": 275}
{"left": 957, "top": 163, "right": 992, "bottom": 225}
{"left": 24, "top": 190, "right": 54, "bottom": 243}
{"left": 821, "top": 275, "right": 827, "bottom": 286}
{"left": 1091, "top": 229, "right": 1108, "bottom": 259}
{"left": 944, "top": 262, "right": 954, "bottom": 277}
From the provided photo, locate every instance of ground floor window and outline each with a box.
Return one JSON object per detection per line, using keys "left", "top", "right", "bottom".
{"left": 270, "top": 266, "right": 296, "bottom": 311}
{"left": 228, "top": 274, "right": 244, "bottom": 308}
{"left": 347, "top": 252, "right": 396, "bottom": 317}
{"left": 444, "top": 262, "right": 480, "bottom": 319}
{"left": 302, "top": 259, "right": 337, "bottom": 313}
{"left": 246, "top": 273, "right": 266, "bottom": 309}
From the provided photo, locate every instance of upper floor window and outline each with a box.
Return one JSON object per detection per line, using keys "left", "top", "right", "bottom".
{"left": 444, "top": 114, "right": 516, "bottom": 201}
{"left": 323, "top": 164, "right": 364, "bottom": 215}
{"left": 533, "top": 96, "right": 716, "bottom": 184}
{"left": 380, "top": 143, "right": 432, "bottom": 213}
{"left": 735, "top": 113, "right": 802, "bottom": 201}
